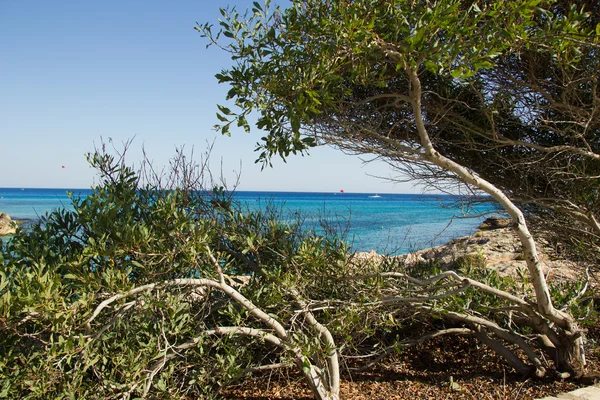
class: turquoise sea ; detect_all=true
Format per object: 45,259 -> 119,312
0,188 -> 497,254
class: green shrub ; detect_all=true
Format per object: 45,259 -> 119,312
0,147 -> 348,399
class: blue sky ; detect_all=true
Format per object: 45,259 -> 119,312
0,0 -> 416,193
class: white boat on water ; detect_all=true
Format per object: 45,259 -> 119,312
368,194 -> 381,198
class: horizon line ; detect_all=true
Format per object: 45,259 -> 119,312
0,186 -> 485,197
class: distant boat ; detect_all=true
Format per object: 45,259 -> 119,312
369,194 -> 381,198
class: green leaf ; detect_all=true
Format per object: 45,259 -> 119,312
217,105 -> 234,115
473,61 -> 493,70
290,115 -> 300,132
424,60 -> 438,73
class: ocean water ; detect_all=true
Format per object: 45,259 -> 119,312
0,188 -> 496,254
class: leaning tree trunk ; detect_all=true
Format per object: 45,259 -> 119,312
407,68 -> 585,378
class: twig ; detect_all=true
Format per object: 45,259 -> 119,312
345,327 -> 472,371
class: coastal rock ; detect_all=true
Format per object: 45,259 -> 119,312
478,217 -> 512,230
355,218 -> 581,282
397,220 -> 579,281
0,212 -> 17,236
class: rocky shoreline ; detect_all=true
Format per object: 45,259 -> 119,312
356,217 -> 582,282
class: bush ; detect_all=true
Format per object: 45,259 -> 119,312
0,147 -> 348,399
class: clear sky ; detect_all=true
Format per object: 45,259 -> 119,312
0,0 -> 416,193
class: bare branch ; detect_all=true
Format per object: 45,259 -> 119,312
345,327 -> 472,372
86,276 -> 289,340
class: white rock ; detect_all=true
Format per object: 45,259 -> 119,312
0,212 -> 17,236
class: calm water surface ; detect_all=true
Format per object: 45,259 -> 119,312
0,188 -> 496,254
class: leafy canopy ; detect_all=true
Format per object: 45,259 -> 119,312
200,0 -> 598,166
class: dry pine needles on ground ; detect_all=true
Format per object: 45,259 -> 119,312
221,326 -> 600,400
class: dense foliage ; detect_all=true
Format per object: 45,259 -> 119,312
0,148 -> 351,399
1,148 -> 597,399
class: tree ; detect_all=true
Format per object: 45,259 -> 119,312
200,0 -> 599,379
407,0 -> 600,263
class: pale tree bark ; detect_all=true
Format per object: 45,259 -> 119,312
407,67 -> 585,378
86,250 -> 341,400
293,290 -> 340,400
